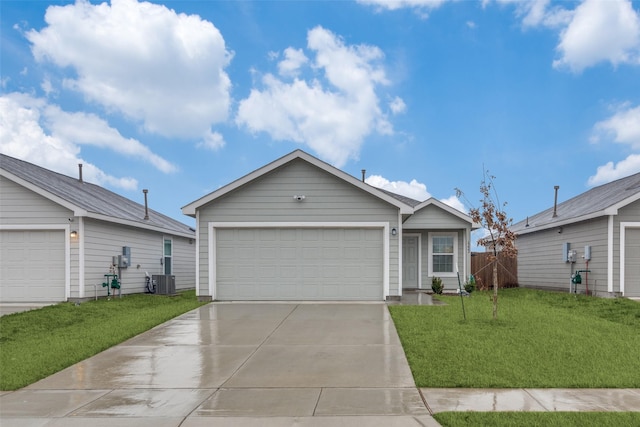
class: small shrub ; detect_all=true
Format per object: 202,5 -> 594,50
431,276 -> 444,294
464,275 -> 476,293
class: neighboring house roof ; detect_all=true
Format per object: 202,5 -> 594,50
0,154 -> 194,238
512,172 -> 640,235
182,149 -> 415,216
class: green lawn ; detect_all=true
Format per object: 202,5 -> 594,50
388,288 -> 640,388
0,291 -> 207,390
433,411 -> 640,427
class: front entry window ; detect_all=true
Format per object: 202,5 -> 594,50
429,233 -> 456,277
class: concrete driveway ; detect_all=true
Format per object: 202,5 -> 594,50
1,303 -> 439,426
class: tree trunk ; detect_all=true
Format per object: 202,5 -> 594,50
492,259 -> 498,320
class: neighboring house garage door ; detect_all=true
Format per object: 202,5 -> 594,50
215,227 -> 383,300
624,227 -> 640,297
0,230 -> 66,302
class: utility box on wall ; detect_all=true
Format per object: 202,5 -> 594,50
563,242 -> 570,262
122,246 -> 131,267
153,274 -> 175,295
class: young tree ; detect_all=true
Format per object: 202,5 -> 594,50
456,170 -> 517,320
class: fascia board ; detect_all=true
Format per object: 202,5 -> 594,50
0,169 -> 88,216
86,212 -> 195,238
515,210 -> 607,236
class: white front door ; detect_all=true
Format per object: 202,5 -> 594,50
403,235 -> 419,289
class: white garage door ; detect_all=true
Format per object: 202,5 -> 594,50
0,230 -> 66,302
624,228 -> 640,297
215,227 -> 383,300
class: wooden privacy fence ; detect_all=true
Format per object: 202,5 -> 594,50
471,252 -> 518,290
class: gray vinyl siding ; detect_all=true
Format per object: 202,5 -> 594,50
82,219 -> 195,298
196,159 -> 400,297
404,204 -> 469,229
517,217 -> 609,295
0,176 -> 73,225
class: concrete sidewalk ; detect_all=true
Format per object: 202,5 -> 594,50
421,388 -> 640,413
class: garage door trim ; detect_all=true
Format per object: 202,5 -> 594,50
620,221 -> 640,296
208,222 -> 389,300
0,224 -> 71,301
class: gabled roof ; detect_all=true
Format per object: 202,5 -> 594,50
414,197 -> 480,229
512,172 -> 640,235
0,154 -> 194,238
182,149 -> 415,216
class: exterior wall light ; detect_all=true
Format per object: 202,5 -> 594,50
391,227 -> 397,236
70,230 -> 78,238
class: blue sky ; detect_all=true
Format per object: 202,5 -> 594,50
2,0 -> 639,243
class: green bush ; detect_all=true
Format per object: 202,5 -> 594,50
464,275 -> 476,293
431,276 -> 444,294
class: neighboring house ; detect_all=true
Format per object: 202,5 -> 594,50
182,149 -> 478,301
511,173 -> 640,297
0,154 -> 196,303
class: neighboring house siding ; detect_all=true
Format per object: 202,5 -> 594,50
0,177 -> 73,225
517,217 -> 609,295
196,159 -> 400,296
82,219 -> 195,297
172,235 -> 196,291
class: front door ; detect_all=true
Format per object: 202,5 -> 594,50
403,235 -> 419,289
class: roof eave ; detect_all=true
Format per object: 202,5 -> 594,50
86,212 -> 195,238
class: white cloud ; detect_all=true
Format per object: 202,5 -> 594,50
365,174 -> 430,201
553,0 -> 640,72
389,96 -> 407,115
278,48 -> 308,77
588,154 -> 640,186
588,103 -> 640,185
357,0 -> 450,16
236,26 -> 395,168
26,0 -> 232,143
0,93 -> 177,189
592,104 -> 640,149
440,194 -> 467,213
198,130 -> 226,150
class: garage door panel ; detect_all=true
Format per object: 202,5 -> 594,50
624,228 -> 640,297
215,227 -> 383,301
0,230 -> 65,303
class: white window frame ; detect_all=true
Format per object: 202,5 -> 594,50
428,232 -> 457,278
163,237 -> 173,275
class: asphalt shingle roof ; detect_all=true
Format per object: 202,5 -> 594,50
1,154 -> 193,236
511,172 -> 640,234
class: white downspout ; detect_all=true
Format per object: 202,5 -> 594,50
78,217 -> 85,298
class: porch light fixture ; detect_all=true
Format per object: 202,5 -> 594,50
391,227 -> 397,236
70,230 -> 78,238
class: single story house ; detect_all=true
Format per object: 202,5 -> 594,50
511,172 -> 640,297
182,149 -> 478,301
0,154 -> 196,303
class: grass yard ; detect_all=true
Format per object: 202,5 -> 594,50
388,288 -> 640,388
0,291 -> 207,390
433,411 -> 640,427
